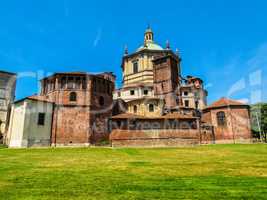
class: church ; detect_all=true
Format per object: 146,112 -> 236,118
7,72 -> 115,147
110,27 -> 252,147
6,27 -> 252,148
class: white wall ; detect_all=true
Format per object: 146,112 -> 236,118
7,102 -> 26,147
7,99 -> 53,148
113,86 -> 154,102
23,100 -> 53,147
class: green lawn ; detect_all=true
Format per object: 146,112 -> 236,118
0,145 -> 267,200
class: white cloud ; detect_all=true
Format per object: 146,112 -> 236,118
93,28 -> 102,47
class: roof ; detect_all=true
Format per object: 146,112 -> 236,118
0,70 -> 16,76
137,42 -> 163,52
41,72 -> 88,80
28,95 -> 54,103
40,71 -> 115,82
112,113 -> 145,119
111,112 -> 197,120
204,98 -> 248,110
14,95 -> 54,104
127,97 -> 162,103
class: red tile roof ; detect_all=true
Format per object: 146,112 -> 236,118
204,97 -> 248,110
14,95 -> 54,104
28,95 -> 54,103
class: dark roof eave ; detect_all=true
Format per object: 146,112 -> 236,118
14,97 -> 54,104
123,49 -> 173,59
0,70 -> 17,76
203,104 -> 250,111
40,72 -> 89,81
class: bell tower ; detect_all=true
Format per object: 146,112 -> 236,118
144,26 -> 154,44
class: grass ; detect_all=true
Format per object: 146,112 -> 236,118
0,144 -> 267,200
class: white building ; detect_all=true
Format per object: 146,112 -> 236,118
6,96 -> 53,148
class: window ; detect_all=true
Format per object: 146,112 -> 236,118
82,77 -> 87,89
117,121 -> 121,128
0,100 -> 6,107
130,90 -> 135,95
134,105 -> 138,113
118,92 -> 121,97
184,100 -> 189,107
184,91 -> 188,96
143,90 -> 148,95
0,89 -> 6,98
99,96 -> 105,106
149,104 -> 154,112
195,101 -> 199,109
75,77 -> 81,89
67,77 -> 74,89
217,111 -> 226,126
69,92 -> 77,102
37,113 -> 45,126
61,77 -> 66,89
133,62 -> 138,73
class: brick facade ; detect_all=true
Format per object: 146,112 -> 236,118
110,129 -> 200,147
153,54 -> 181,109
110,113 -> 200,147
40,72 -> 115,146
202,98 -> 252,143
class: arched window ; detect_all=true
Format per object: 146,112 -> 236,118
217,111 -> 226,126
99,96 -> 105,106
149,104 -> 154,112
134,105 -> 138,113
69,92 -> 77,102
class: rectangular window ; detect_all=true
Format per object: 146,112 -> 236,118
61,77 -> 66,89
0,89 -> 6,98
75,77 -> 81,89
143,90 -> 148,95
82,77 -> 87,89
38,113 -> 45,126
0,99 -> 6,108
195,101 -> 199,109
133,62 -> 138,73
184,100 -> 189,107
149,104 -> 154,112
184,91 -> 188,96
130,90 -> 135,95
67,77 -> 74,89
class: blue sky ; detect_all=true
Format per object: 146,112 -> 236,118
0,0 -> 266,104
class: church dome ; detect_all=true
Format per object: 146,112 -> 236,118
137,42 -> 163,51
136,26 -> 164,52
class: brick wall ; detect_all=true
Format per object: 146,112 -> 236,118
42,73 -> 114,146
110,129 -> 200,147
51,106 -> 91,146
153,55 -> 180,109
202,106 -> 252,143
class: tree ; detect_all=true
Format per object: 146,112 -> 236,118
250,103 -> 267,142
